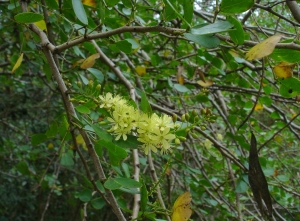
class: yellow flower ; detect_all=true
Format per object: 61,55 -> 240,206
138,134 -> 158,155
99,93 -> 178,155
99,93 -> 114,109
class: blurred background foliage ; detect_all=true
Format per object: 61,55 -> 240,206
1,0 -> 300,220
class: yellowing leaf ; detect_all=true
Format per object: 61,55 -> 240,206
12,53 -> 23,73
245,35 -> 281,61
171,192 -> 192,221
273,61 -> 295,79
76,134 -> 87,150
34,20 -> 47,31
273,169 -> 279,177
24,31 -> 31,41
72,58 -> 85,68
82,0 -> 96,7
274,135 -> 283,143
177,76 -> 184,85
254,103 -> 264,111
290,108 -> 297,119
177,65 -> 185,85
80,53 -> 100,69
135,65 -> 146,76
197,79 -> 213,87
48,143 -> 54,149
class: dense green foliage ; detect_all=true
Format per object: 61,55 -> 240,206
1,0 -> 300,220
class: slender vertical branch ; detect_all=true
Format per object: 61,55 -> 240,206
91,40 -> 141,220
43,48 -> 126,221
148,153 -> 171,221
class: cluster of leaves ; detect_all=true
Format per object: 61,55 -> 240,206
1,0 -> 300,221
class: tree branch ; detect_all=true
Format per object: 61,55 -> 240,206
54,26 -> 185,53
286,0 -> 300,24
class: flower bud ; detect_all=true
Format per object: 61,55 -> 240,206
181,114 -> 186,121
185,113 -> 190,121
96,84 -> 101,91
88,80 -> 93,89
172,114 -> 178,122
191,132 -> 198,139
175,138 -> 181,145
192,110 -> 197,117
178,136 -> 186,141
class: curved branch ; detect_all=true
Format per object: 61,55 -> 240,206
55,26 -> 185,53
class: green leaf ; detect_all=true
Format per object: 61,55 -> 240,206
122,0 -> 132,8
277,175 -> 290,182
163,0 -> 178,21
87,68 -> 104,83
31,133 -> 48,146
45,122 -> 58,138
101,140 -> 127,158
140,91 -> 152,114
235,179 -> 248,193
96,180 -> 105,192
227,16 -> 244,45
115,40 -> 132,54
94,141 -> 103,157
279,77 -> 300,98
121,162 -> 130,178
104,178 -> 122,190
92,125 -> 113,141
184,33 -> 220,48
75,105 -> 91,114
119,187 -> 140,194
259,96 -> 272,106
91,198 -> 106,210
72,0 -> 88,25
45,0 -> 59,9
174,84 -> 191,93
270,48 -> 300,63
99,140 -> 127,165
78,189 -> 92,202
191,21 -> 234,35
14,12 -> 44,23
106,0 -> 120,7
140,179 -> 148,212
113,135 -> 141,149
220,0 -> 254,14
182,0 -> 194,28
126,38 -> 140,50
60,150 -> 74,166
16,161 -> 31,175
113,178 -> 142,188
59,115 -> 69,137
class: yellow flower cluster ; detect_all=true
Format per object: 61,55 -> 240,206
99,93 -> 176,155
